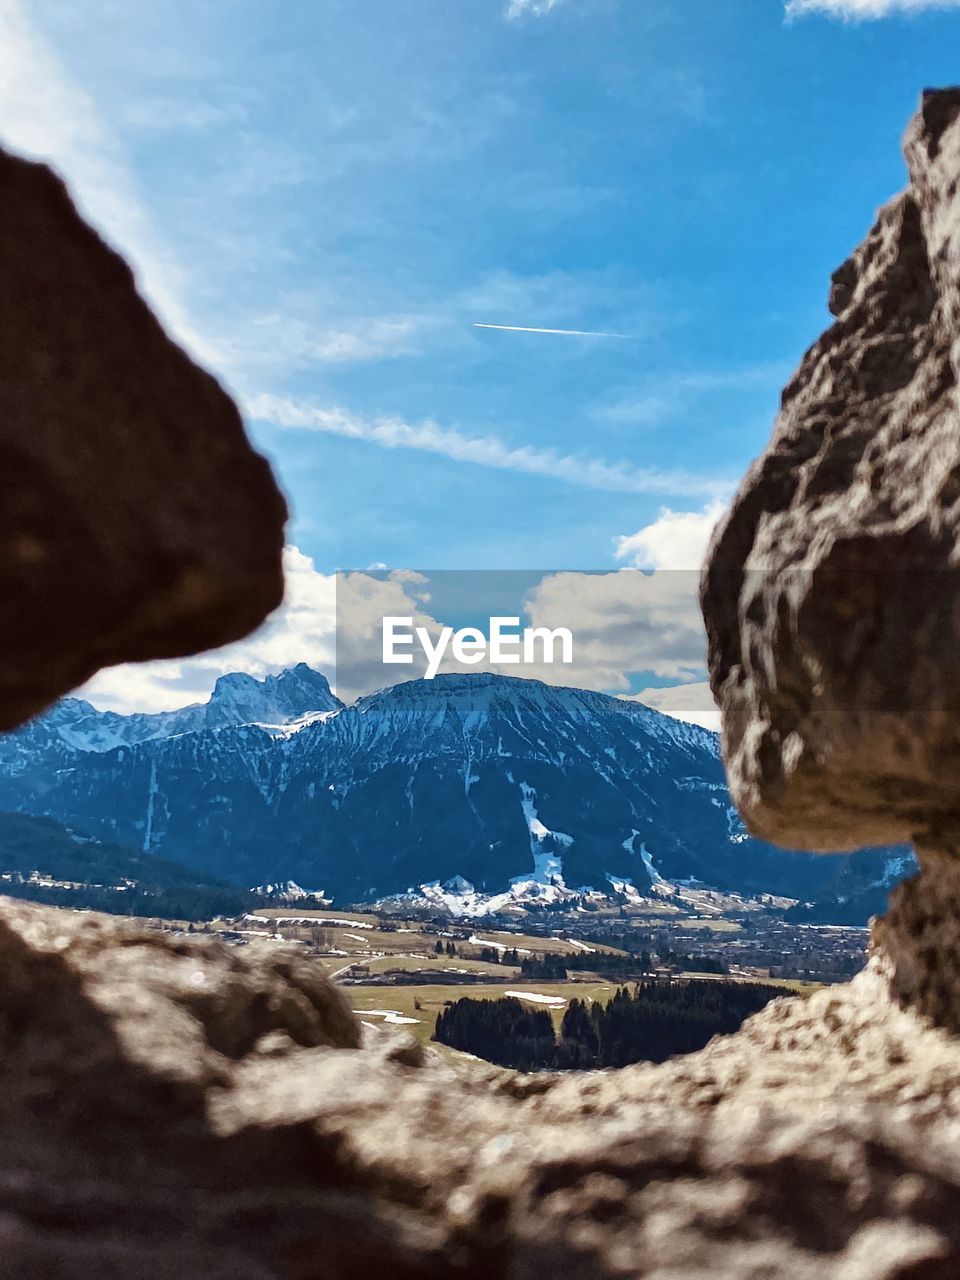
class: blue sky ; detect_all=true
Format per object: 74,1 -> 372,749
3,0 -> 959,709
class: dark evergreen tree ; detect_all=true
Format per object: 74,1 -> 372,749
434,982 -> 794,1072
560,997 -> 599,1059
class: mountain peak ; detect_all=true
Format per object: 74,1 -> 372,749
205,665 -> 340,727
211,671 -> 261,695
1,661 -> 902,918
20,665 -> 342,755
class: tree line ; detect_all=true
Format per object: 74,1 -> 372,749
433,979 -> 792,1071
6,875 -> 251,922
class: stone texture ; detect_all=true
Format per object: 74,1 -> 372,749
700,87 -> 960,855
3,898 -> 960,1279
7,92 -> 960,1280
0,146 -> 287,730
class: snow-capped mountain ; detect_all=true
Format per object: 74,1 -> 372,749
0,667 -> 905,909
0,663 -> 341,765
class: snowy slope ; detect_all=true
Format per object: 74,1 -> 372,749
0,667 -> 903,907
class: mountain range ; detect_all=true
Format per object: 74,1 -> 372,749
0,664 -> 912,917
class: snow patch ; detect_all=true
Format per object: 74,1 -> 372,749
354,1008 -> 421,1026
565,938 -> 596,953
253,879 -> 329,902
503,991 -> 566,1007
468,934 -> 532,955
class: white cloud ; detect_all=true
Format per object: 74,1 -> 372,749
786,0 -> 960,17
83,562 -> 715,714
615,501 -> 727,570
81,547 -> 337,714
507,0 -> 565,17
248,393 -> 730,499
625,682 -> 721,733
333,571 -> 445,702
333,568 -> 709,699
0,0 -> 222,369
522,570 -> 708,688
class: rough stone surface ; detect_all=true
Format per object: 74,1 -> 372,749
701,87 -> 960,855
0,146 -> 287,729
3,898 -> 960,1279
7,94 -> 960,1280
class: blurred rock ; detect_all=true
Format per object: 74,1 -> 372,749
0,147 -> 286,729
3,899 -> 960,1278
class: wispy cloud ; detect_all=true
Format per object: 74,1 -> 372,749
118,95 -> 248,134
247,393 -> 731,499
786,0 -> 960,17
240,311 -> 424,370
461,268 -> 655,338
506,0 -> 565,17
595,361 -> 789,429
473,322 -> 634,339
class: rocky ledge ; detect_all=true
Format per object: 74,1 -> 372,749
1,898 -> 960,1278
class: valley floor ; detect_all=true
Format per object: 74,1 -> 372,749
173,902 -> 867,1057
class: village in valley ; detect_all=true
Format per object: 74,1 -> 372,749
176,894 -> 869,1052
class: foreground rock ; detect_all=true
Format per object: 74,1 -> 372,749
701,87 -> 960,857
700,87 -> 960,1034
0,147 -> 286,729
7,90 -> 960,1280
2,898 -> 960,1279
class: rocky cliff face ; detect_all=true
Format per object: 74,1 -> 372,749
701,88 -> 960,858
11,663 -> 341,758
700,87 -> 960,1038
4,93 -> 960,1279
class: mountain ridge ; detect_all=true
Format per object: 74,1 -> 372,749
8,663 -> 341,760
0,666 -> 912,913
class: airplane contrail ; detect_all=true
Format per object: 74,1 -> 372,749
473,322 -> 634,339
